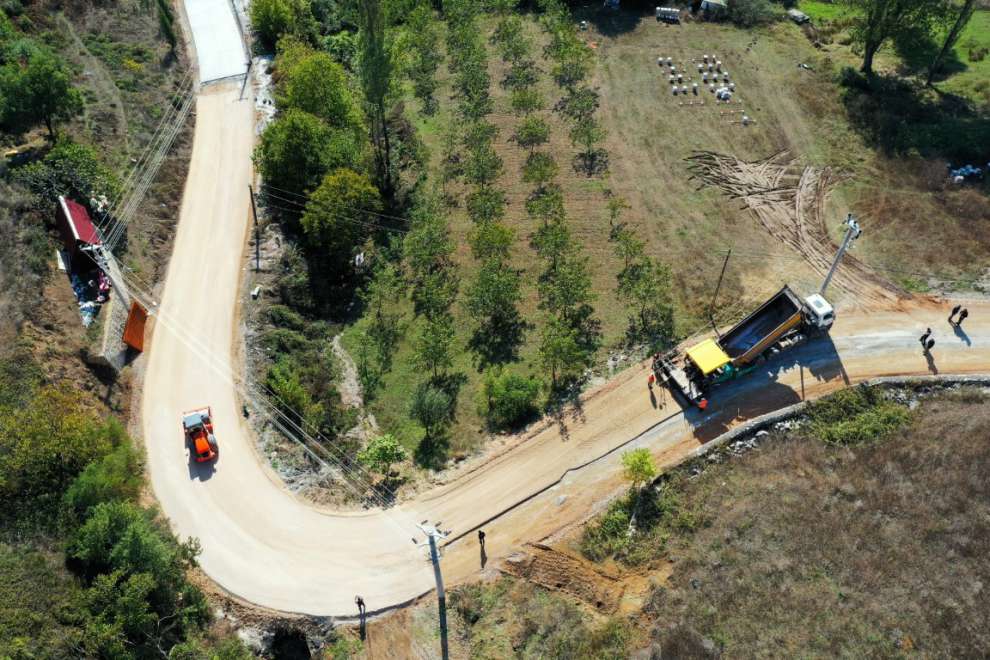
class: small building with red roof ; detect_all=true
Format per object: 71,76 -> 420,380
56,195 -> 102,263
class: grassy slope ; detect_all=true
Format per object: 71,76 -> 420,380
633,391 -> 990,656
942,9 -> 990,107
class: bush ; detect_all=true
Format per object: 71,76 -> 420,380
63,441 -> 143,520
250,0 -> 312,50
261,327 -> 311,358
727,0 -> 777,27
806,385 -> 910,446
267,304 -> 307,332
479,370 -> 541,430
275,38 -> 362,131
0,387 -> 126,517
14,139 -> 119,205
67,501 -> 210,656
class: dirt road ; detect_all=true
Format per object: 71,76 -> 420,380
141,84 -> 990,617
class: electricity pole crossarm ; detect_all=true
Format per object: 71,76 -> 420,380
821,213 -> 862,297
415,521 -> 450,660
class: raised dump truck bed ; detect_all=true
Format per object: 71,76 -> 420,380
719,286 -> 804,366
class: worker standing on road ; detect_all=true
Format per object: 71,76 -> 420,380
478,530 -> 486,548
949,304 -> 962,324
355,595 -> 365,615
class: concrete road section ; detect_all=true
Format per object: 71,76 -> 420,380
183,0 -> 247,83
142,79 -> 990,619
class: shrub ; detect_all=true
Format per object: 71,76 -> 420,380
357,433 -> 407,478
261,327 -> 311,358
67,501 -> 210,656
14,139 -> 119,205
250,0 -> 312,49
63,441 -> 143,519
806,385 -> 910,446
0,387 -> 124,514
267,304 -> 307,332
727,0 -> 777,27
479,369 -> 541,430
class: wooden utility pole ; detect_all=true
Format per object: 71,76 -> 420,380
709,248 -> 731,338
248,185 -> 260,272
821,214 -> 862,297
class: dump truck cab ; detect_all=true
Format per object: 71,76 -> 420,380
182,407 -> 218,463
802,293 -> 834,331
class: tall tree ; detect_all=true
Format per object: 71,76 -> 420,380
300,168 -> 381,261
926,0 -> 978,85
0,45 -> 82,138
847,0 -> 942,76
357,0 -> 396,196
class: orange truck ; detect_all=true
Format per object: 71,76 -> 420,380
182,407 -> 218,462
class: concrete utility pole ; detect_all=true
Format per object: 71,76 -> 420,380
821,213 -> 862,296
416,521 -> 450,660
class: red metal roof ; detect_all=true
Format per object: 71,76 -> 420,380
59,196 -> 101,246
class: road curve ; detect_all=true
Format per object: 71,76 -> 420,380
141,83 -> 990,616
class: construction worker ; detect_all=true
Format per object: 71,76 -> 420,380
919,328 -> 932,347
949,304 -> 962,324
355,595 -> 365,615
478,529 -> 486,547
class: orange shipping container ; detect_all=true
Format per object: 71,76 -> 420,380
123,301 -> 148,352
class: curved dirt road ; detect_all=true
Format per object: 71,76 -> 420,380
142,84 -> 990,616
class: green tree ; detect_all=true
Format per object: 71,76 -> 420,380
847,0 -> 942,75
612,227 -> 675,349
469,221 -> 514,261
404,201 -> 459,318
569,115 -> 606,174
466,187 -> 507,225
621,447 -> 656,490
409,383 -> 451,437
479,368 -> 541,430
510,88 -> 544,116
14,139 -> 120,204
360,261 -> 405,375
465,256 -> 524,365
414,313 -> 455,379
0,387 -> 122,510
555,86 -> 599,122
276,39 -> 362,130
300,168 -> 382,259
927,0 -> 978,85
514,115 -> 550,151
522,151 -> 558,189
68,501 -> 209,655
463,143 -> 503,188
621,447 -> 656,531
255,108 -> 362,196
538,316 -> 587,387
405,4 -> 443,114
0,44 -> 82,138
63,442 -> 143,520
250,0 -> 315,49
357,433 -> 407,478
357,0 -> 397,195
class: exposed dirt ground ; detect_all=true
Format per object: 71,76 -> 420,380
686,150 -> 904,305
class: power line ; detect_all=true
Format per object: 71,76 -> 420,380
257,182 -> 415,226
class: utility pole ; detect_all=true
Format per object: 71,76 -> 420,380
416,521 -> 449,660
248,185 -> 260,272
709,249 -> 732,338
820,213 -> 862,296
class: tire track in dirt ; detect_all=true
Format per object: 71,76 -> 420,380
685,150 -> 905,305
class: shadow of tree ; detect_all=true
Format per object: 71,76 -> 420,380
468,314 -> 530,370
840,68 -> 990,162
893,24 -> 968,79
574,5 -> 646,38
